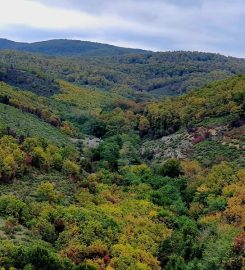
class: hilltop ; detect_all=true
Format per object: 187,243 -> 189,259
0,38 -> 147,57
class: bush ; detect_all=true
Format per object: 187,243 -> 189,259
35,182 -> 60,203
15,244 -> 65,270
62,159 -> 80,177
158,159 -> 182,178
0,195 -> 30,223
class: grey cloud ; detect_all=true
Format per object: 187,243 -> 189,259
2,0 -> 245,57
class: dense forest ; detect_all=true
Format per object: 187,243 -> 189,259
0,42 -> 244,270
1,46 -> 245,97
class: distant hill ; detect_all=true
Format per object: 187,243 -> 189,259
1,49 -> 245,97
0,38 -> 148,57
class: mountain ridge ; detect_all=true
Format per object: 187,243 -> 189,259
0,38 -> 149,57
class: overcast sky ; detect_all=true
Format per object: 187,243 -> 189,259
0,0 -> 245,57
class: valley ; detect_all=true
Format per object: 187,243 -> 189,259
0,39 -> 244,270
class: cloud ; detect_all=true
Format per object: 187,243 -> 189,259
0,0 -> 245,57
0,0 -> 123,30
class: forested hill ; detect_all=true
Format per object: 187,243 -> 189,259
1,48 -> 245,97
0,38 -> 148,57
0,70 -> 244,269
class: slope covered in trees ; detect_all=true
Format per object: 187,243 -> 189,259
145,74 -> 245,137
0,38 -> 147,57
0,47 -> 244,269
1,49 -> 245,97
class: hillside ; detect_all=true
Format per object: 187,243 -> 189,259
1,49 -> 245,97
145,74 -> 245,137
142,75 -> 245,167
0,103 -> 70,145
0,38 -> 147,57
2,0 -> 245,267
85,51 -> 245,95
0,63 -> 244,269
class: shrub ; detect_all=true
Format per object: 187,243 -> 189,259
62,159 -> 80,177
158,159 -> 182,178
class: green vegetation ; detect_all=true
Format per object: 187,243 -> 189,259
0,129 -> 243,269
145,74 -> 245,137
1,50 -> 245,98
193,140 -> 245,167
0,104 -> 70,145
0,47 -> 244,269
0,38 -> 147,57
54,81 -> 115,112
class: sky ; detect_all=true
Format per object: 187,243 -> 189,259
0,0 -> 245,57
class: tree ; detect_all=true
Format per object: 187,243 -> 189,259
62,159 -> 80,177
159,159 -> 182,178
138,116 -> 150,136
35,181 -> 60,203
96,139 -> 120,170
